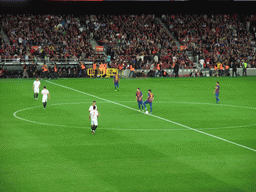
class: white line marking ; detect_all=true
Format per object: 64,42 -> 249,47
153,101 -> 256,110
13,102 -> 189,131
13,102 -> 256,131
13,103 -> 90,129
198,124 -> 256,130
118,100 -> 256,110
45,80 -> 256,153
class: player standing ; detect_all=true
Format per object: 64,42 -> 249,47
89,106 -> 100,134
41,86 -> 50,109
113,74 -> 120,91
88,101 -> 97,113
32,78 -> 41,100
136,88 -> 143,111
143,89 -> 154,114
213,81 -> 220,103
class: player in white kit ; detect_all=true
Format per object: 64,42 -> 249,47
88,101 -> 97,112
41,86 -> 50,109
89,106 -> 100,134
32,78 -> 41,100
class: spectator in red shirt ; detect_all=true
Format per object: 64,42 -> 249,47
0,68 -> 4,78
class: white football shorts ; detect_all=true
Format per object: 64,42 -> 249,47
34,88 -> 39,93
91,119 -> 98,126
42,96 -> 48,103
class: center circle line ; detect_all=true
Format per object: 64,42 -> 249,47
13,101 -> 256,131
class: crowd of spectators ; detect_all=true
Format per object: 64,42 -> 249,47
0,34 -> 3,47
80,14 -> 195,70
1,13 -> 256,77
0,14 -> 104,63
161,14 -> 256,68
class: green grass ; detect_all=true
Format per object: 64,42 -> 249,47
0,76 -> 256,192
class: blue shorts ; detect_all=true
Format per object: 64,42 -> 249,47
114,82 -> 119,86
137,100 -> 143,105
144,100 -> 152,105
215,93 -> 219,97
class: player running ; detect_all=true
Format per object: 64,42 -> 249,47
136,88 -> 143,111
144,89 -> 154,114
89,106 -> 100,134
113,74 -> 120,91
41,86 -> 50,109
32,78 -> 41,100
213,81 -> 220,103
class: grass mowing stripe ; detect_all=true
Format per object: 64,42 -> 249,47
46,80 -> 256,153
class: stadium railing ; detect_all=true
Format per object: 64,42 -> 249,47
0,58 -> 106,66
0,58 -> 106,72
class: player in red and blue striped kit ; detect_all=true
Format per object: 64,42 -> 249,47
136,88 -> 143,111
144,89 -> 154,114
213,81 -> 220,103
113,74 -> 120,91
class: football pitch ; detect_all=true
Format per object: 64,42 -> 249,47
1,76 -> 256,192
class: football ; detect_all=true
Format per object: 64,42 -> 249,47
145,111 -> 149,114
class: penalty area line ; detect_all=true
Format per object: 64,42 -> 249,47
45,80 -> 256,153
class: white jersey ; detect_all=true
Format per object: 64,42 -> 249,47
33,80 -> 41,89
90,109 -> 98,121
90,109 -> 98,126
89,105 -> 97,112
41,89 -> 49,102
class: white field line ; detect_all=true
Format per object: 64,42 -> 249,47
13,101 -> 255,131
117,100 -> 256,110
13,103 -> 91,129
153,101 -> 256,110
13,103 -> 190,131
42,80 -> 256,153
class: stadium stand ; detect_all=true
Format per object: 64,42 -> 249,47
80,14 -> 196,70
0,13 -> 256,78
1,14 -> 104,63
161,14 -> 256,69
